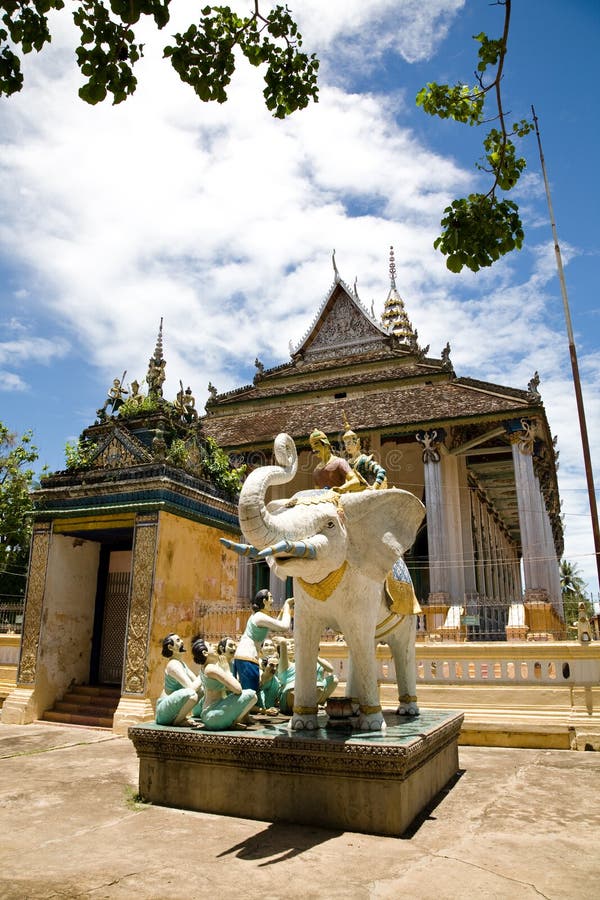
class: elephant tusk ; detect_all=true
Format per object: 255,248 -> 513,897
257,539 -> 317,559
219,538 -> 259,558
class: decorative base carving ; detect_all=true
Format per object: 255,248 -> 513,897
423,595 -> 450,639
505,626 -> 529,642
130,709 -> 463,837
113,696 -> 155,736
524,591 -> 562,640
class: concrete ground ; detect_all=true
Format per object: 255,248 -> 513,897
0,723 -> 598,900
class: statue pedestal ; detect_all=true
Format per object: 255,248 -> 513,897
129,709 -> 463,837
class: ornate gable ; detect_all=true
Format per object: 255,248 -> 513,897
89,425 -> 154,470
294,281 -> 390,362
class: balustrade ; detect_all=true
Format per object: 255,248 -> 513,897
320,641 -> 600,690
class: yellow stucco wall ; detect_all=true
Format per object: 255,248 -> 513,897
35,534 -> 100,712
146,511 -> 239,701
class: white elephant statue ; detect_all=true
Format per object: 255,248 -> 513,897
221,433 -> 425,732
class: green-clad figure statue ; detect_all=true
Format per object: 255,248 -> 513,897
342,413 -> 387,489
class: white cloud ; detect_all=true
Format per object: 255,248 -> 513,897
0,371 -> 27,392
0,12 -> 473,399
0,336 -> 69,367
294,0 -> 466,65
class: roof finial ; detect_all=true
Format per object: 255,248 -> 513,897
332,249 -> 339,280
389,245 -> 397,289
154,317 -> 164,358
147,318 -> 166,398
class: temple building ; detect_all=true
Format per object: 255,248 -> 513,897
202,249 -> 564,640
1,323 -> 243,732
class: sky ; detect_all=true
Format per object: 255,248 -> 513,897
0,0 -> 598,596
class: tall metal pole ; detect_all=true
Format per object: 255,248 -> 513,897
532,106 -> 600,589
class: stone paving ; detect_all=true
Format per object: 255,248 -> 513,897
0,722 -> 599,899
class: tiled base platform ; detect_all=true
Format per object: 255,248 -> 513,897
129,709 -> 463,836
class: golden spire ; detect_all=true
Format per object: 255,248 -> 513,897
146,318 -> 166,398
380,246 -> 418,346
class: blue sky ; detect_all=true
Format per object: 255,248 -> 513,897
1,0 -> 599,594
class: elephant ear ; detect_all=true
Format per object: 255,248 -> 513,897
341,488 -> 425,575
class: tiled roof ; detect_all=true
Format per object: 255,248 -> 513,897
202,380 -> 535,448
211,360 -> 448,405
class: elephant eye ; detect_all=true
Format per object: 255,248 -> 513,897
326,520 -> 336,529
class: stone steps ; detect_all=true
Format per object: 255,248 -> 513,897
39,685 -> 121,730
42,710 -> 115,729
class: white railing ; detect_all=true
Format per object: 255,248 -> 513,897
320,641 -> 600,689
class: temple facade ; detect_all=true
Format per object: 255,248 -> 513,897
1,324 -> 244,732
202,251 -> 564,640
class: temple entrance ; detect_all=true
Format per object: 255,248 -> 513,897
90,547 -> 132,686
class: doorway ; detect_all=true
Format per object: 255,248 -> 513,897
91,548 -> 132,686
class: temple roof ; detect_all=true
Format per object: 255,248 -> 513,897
203,378 -> 537,449
202,261 -> 543,449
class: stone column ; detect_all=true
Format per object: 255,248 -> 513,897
113,512 -> 158,734
505,532 -> 528,641
458,458 -> 477,596
510,550 -> 523,601
541,503 -> 562,614
509,423 -> 547,599
441,453 -> 466,605
492,518 -> 503,601
417,431 -> 448,608
482,506 -> 494,602
471,493 -> 486,597
529,469 -> 556,602
1,523 -> 51,724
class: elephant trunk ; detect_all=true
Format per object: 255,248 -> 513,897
238,432 -> 297,548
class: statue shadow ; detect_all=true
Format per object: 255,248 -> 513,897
217,821 -> 343,866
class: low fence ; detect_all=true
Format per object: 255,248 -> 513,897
320,640 -> 600,692
414,595 -> 589,643
193,604 -> 252,643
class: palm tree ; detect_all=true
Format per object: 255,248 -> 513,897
560,560 -> 591,626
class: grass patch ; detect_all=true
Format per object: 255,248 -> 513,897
124,784 -> 151,811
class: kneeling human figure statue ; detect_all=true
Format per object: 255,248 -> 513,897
155,633 -> 204,727
191,637 -> 257,730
